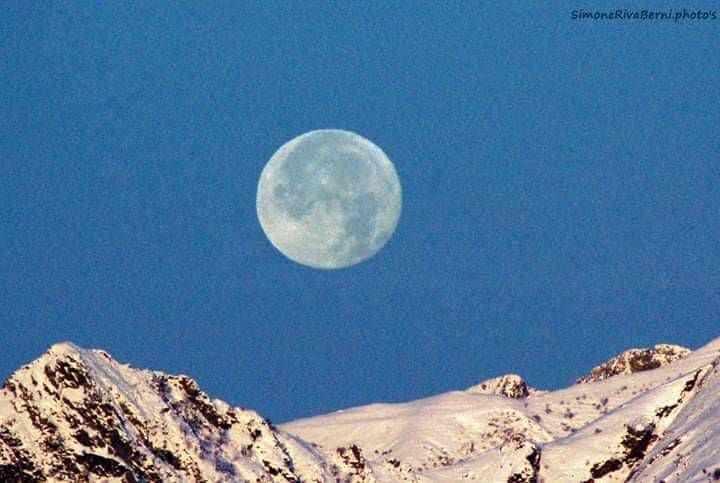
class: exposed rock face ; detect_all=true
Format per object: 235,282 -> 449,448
466,374 -> 531,398
505,439 -> 541,483
0,343 -> 374,482
576,344 -> 690,384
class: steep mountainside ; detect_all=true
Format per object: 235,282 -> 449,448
0,343 -> 374,482
1,338 -> 719,482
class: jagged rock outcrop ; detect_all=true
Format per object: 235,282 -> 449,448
466,374 -> 531,398
576,344 -> 690,384
0,343 -> 374,482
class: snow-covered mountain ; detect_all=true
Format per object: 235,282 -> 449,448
0,343 -> 373,482
2,337 -> 720,482
285,338 -> 720,482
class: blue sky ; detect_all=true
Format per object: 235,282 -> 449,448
1,2 -> 718,423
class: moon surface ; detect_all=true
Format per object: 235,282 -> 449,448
257,130 -> 402,269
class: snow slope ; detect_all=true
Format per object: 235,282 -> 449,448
283,337 -> 720,482
1,337 -> 719,482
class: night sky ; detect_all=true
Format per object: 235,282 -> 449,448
2,2 -> 718,423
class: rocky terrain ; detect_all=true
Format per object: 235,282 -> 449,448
465,374 -> 533,399
1,337 -> 719,482
0,343 -> 373,482
575,344 -> 690,384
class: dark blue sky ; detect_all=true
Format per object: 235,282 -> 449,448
2,2 -> 718,423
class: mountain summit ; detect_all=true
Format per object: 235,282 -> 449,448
0,343 -> 371,482
2,337 -> 720,482
576,344 -> 691,384
465,374 -> 533,398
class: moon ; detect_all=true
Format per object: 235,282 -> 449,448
257,129 -> 402,269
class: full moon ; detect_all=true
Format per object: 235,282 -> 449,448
257,129 -> 402,269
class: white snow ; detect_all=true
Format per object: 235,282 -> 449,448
283,336 -> 720,482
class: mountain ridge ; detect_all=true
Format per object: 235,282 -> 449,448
1,337 -> 719,482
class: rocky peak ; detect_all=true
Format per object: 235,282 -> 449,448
577,344 -> 691,384
0,344 -> 376,482
466,374 -> 531,398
